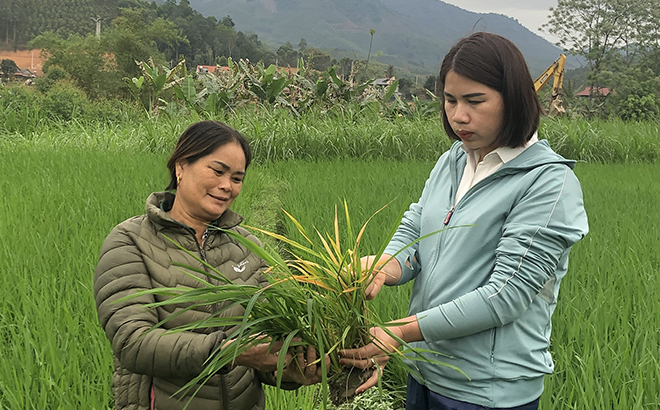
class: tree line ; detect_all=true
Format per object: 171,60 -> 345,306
0,0 -> 364,76
2,0 -> 399,100
3,0 -> 660,120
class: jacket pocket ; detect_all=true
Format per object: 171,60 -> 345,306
537,275 -> 556,304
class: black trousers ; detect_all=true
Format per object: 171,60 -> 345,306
405,375 -> 540,410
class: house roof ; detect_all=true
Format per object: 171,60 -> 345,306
196,65 -> 229,74
576,86 -> 612,97
14,68 -> 36,78
372,78 -> 392,86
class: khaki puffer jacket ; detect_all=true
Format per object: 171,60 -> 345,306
94,192 -> 289,410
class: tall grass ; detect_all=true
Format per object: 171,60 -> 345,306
1,105 -> 659,164
541,118 -> 660,163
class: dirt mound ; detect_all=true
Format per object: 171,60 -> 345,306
0,50 -> 44,75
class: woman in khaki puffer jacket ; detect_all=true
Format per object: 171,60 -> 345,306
94,121 -> 323,410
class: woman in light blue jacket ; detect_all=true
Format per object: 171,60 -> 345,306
340,32 -> 589,410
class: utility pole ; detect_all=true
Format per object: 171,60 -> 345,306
91,16 -> 102,39
365,28 -> 376,77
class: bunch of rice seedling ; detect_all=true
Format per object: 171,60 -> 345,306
134,202 -> 461,408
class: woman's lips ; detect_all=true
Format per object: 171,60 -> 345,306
456,131 -> 473,140
209,194 -> 229,202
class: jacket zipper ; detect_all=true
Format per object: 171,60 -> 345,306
444,164 -> 519,227
443,206 -> 455,225
198,229 -> 210,263
220,373 -> 229,410
490,328 -> 497,364
444,140 -> 566,229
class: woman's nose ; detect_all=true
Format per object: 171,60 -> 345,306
452,104 -> 469,123
218,175 -> 232,190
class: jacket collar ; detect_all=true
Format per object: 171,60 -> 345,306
460,132 -> 539,165
145,191 -> 244,232
451,138 -> 576,171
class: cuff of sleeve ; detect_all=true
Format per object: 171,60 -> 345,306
384,245 -> 416,284
211,331 -> 234,375
416,291 -> 501,342
257,371 -> 301,390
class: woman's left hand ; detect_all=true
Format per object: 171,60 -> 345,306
338,327 -> 400,394
278,345 -> 330,386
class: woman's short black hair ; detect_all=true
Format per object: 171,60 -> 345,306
437,32 -> 541,148
165,120 -> 252,190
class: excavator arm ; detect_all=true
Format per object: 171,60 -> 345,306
534,54 -> 566,116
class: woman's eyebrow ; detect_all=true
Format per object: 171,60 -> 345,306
211,161 -> 230,170
212,161 -> 246,175
444,91 -> 486,98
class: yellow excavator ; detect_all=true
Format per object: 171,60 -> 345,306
534,54 -> 566,116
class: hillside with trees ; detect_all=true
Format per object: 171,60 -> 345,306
2,0 -> 575,78
0,0 -> 135,46
183,0 -> 572,76
1,0 -> 275,70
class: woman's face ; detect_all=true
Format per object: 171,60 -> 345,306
175,142 -> 246,224
443,70 -> 505,161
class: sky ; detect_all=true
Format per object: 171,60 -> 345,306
442,0 -> 559,42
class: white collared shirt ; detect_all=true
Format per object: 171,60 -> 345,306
454,132 -> 539,205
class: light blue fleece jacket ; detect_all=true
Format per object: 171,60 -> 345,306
384,140 -> 588,408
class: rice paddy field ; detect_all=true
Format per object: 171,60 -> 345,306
0,114 -> 658,409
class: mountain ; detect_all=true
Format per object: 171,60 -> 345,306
187,0 -> 573,76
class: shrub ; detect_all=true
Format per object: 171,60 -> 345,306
0,59 -> 19,79
618,93 -> 659,122
0,84 -> 43,134
41,81 -> 90,121
35,65 -> 70,94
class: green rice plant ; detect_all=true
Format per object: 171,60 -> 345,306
1,132 -> 658,409
539,163 -> 660,409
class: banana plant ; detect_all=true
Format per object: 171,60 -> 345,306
124,58 -> 188,116
233,60 -> 291,105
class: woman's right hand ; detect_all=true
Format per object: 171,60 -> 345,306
233,341 -> 329,385
232,340 -> 292,372
362,254 -> 401,300
278,345 -> 330,386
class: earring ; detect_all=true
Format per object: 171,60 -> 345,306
176,175 -> 181,187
